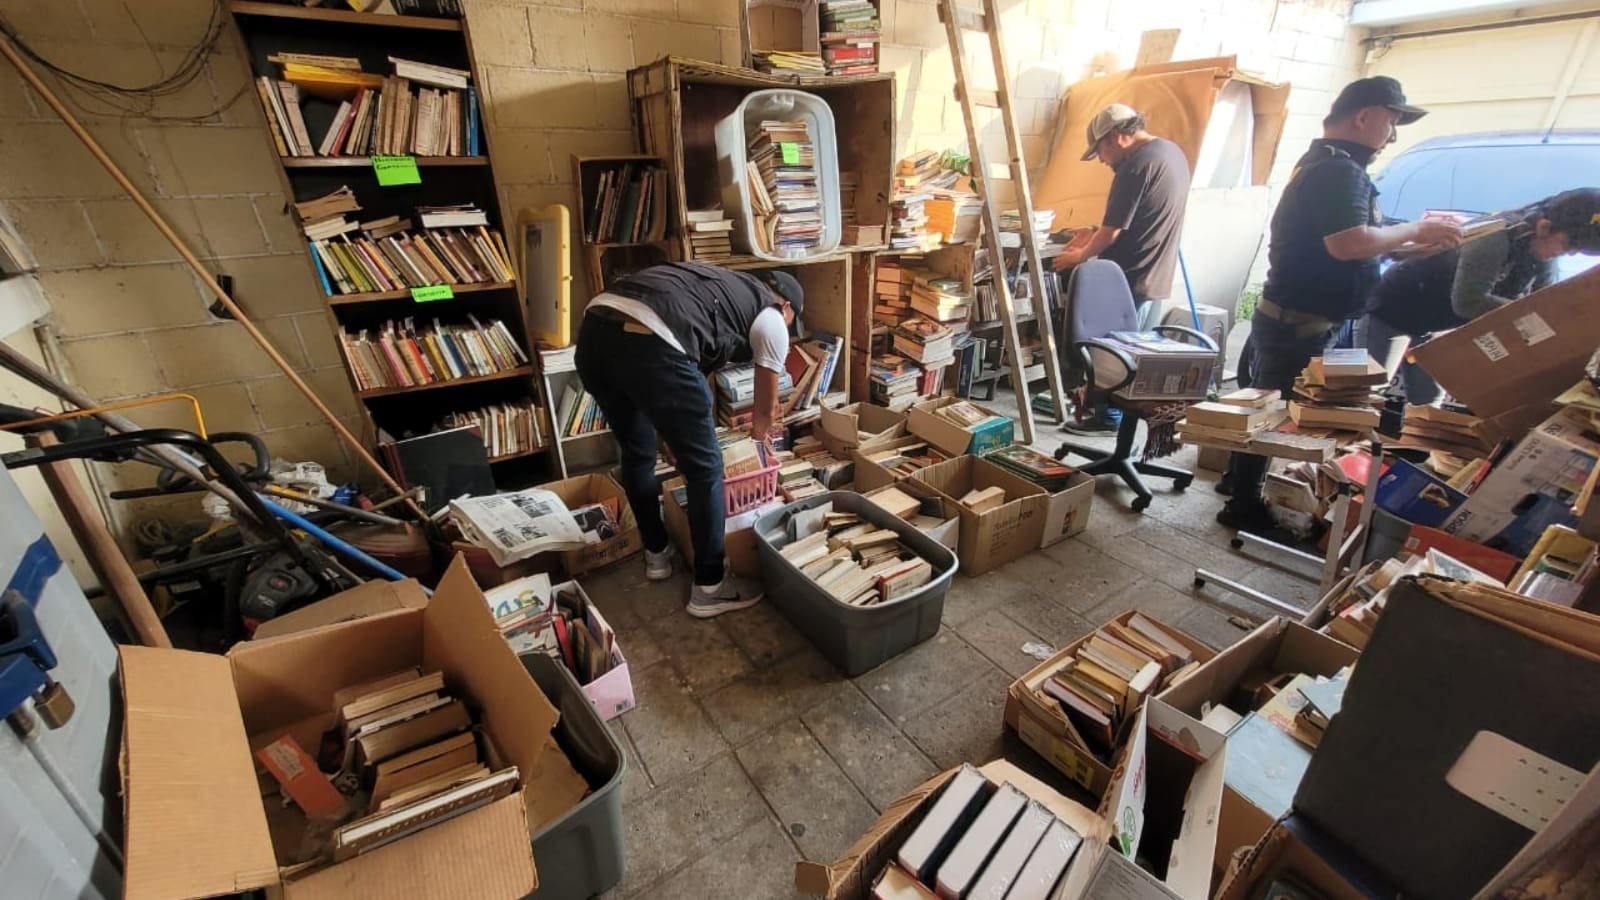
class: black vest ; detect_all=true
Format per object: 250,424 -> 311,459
605,262 -> 781,372
1263,140 -> 1382,321
1368,228 -> 1551,335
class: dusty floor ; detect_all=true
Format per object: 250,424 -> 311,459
584,414 -> 1324,899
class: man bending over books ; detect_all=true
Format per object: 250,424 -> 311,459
575,262 -> 803,618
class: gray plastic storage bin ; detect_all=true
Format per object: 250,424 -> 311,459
520,652 -> 626,900
755,491 -> 958,676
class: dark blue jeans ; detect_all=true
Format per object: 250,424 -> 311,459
575,315 -> 726,585
1226,311 -> 1336,503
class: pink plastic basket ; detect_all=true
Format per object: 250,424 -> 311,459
725,443 -> 781,516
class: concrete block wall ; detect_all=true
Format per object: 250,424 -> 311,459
0,0 -> 363,531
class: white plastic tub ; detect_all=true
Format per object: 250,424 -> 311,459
715,88 -> 842,261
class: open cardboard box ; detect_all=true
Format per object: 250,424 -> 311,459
548,579 -> 636,720
541,473 -> 644,576
1037,468 -> 1096,549
662,474 -> 766,577
908,396 -> 1015,457
818,401 -> 909,461
1212,814 -> 1401,900
1156,617 -> 1359,875
1006,611 -> 1215,797
850,435 -> 950,494
120,557 -> 579,900
912,454 -> 1049,575
862,479 -> 960,551
252,578 -> 428,640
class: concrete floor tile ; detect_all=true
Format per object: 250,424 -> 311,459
1085,576 -> 1208,625
1130,520 -> 1256,580
801,686 -> 938,811
1036,538 -> 1145,612
643,814 -> 802,900
899,666 -> 1012,769
997,594 -> 1097,649
612,752 -> 768,895
992,547 -> 1071,590
718,599 -> 811,669
649,607 -> 755,693
1174,603 -> 1257,651
1236,564 -> 1324,614
616,725 -> 655,807
623,624 -> 667,672
583,564 -> 649,632
736,719 -> 881,862
700,648 -> 850,746
1083,482 -> 1147,537
953,609 -> 1052,678
620,661 -> 728,785
1080,525 -> 1211,594
628,572 -> 690,623
941,570 -> 1030,627
852,629 -> 995,723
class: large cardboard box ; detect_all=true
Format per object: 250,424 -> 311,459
1412,266 -> 1600,441
543,473 -> 644,576
251,578 -> 429,640
907,396 -> 1015,457
818,402 -> 908,460
912,455 -> 1048,574
1039,469 -> 1095,548
862,479 -> 959,551
1213,815 -> 1399,900
662,475 -> 768,577
120,557 -> 559,899
1441,406 -> 1600,557
1157,618 -> 1360,875
1005,611 -> 1216,797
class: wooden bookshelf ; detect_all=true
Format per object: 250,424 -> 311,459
573,154 -> 672,297
228,5 -> 552,487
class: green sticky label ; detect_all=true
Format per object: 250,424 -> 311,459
780,142 -> 799,165
372,154 -> 421,186
410,283 -> 454,302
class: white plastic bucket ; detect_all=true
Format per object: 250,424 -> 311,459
714,88 -> 842,261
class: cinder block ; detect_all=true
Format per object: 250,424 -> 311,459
58,333 -> 164,399
119,381 -> 260,435
42,264 -> 210,337
0,0 -> 89,40
255,315 -> 310,371
294,312 -> 344,370
543,130 -> 635,181
145,322 -> 282,387
84,198 -> 194,265
249,369 -> 361,430
260,422 -> 347,473
0,201 -> 101,268
0,124 -> 124,198
467,3 -> 535,65
213,254 -> 323,315
209,48 -> 260,128
718,27 -> 743,66
489,129 -> 553,184
587,0 -> 675,19
677,0 -> 740,27
526,9 -> 590,70
892,0 -> 943,49
585,15 -> 638,72
591,75 -> 633,131
0,68 -> 36,119
1011,64 -> 1063,100
253,197 -> 304,254
631,20 -> 722,66
77,0 -> 218,48
500,184 -> 582,223
879,45 -> 922,80
485,67 -> 600,129
148,126 -> 281,196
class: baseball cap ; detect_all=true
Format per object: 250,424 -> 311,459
1081,104 -> 1142,161
1328,76 -> 1427,125
753,269 -> 805,332
1543,187 -> 1600,253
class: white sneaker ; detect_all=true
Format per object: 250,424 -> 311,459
644,544 -> 677,581
686,569 -> 763,619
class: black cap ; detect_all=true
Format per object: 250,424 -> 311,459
1328,76 -> 1427,125
1543,188 -> 1600,254
753,269 -> 804,332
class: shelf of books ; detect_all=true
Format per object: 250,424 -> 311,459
573,155 -> 672,297
229,3 -> 550,487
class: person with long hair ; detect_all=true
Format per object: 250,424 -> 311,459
1361,187 -> 1600,405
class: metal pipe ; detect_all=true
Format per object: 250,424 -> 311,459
257,497 -> 409,584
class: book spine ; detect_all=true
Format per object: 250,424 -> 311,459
308,242 -> 335,296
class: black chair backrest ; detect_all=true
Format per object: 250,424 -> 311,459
1065,259 -> 1140,343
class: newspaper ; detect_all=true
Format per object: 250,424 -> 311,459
448,488 -> 585,567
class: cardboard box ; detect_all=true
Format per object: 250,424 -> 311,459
251,578 -> 429,640
912,455 -> 1048,575
1442,406 -> 1600,557
1213,815 -> 1399,900
542,473 -> 644,576
817,402 -> 909,460
1039,470 -> 1096,548
907,396 -> 1015,457
1411,266 -> 1600,441
549,579 -> 636,720
1157,618 -> 1360,875
862,480 -> 959,551
850,435 -> 947,493
1196,445 -> 1230,473
662,475 -> 767,578
1090,333 -> 1216,402
793,760 -> 1112,900
120,557 -> 555,899
1005,611 -> 1216,797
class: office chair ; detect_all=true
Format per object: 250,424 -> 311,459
1053,260 -> 1218,512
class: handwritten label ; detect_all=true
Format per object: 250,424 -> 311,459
372,154 -> 421,186
411,284 -> 454,303
779,142 -> 799,165
1473,331 -> 1509,362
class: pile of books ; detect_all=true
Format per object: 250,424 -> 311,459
930,399 -> 1007,432
1027,614 -> 1197,758
860,441 -> 950,478
779,507 -> 934,606
873,257 -> 916,327
791,433 -> 853,486
746,119 -> 823,256
983,444 -> 1077,492
782,335 -> 847,421
751,49 -> 826,76
338,316 -> 528,392
439,399 -> 543,459
878,764 -> 1084,899
483,574 -> 620,685
257,54 -> 480,159
555,384 -> 607,437
819,0 -> 879,74
892,316 -> 955,369
889,190 -> 936,252
583,162 -> 665,245
714,363 -> 796,429
924,191 -> 982,244
910,271 -> 972,324
865,486 -> 950,533
685,209 -> 734,261
868,353 -> 924,410
720,435 -> 769,478
1290,351 -> 1386,433
778,457 -> 827,501
1178,387 -> 1286,449
1399,403 -> 1495,457
997,208 -> 1055,249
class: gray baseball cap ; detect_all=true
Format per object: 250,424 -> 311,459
1082,103 -> 1141,161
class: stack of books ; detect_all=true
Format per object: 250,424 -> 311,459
873,257 -> 916,327
555,384 -> 607,437
860,441 -> 950,478
983,445 -> 1076,492
910,271 -> 972,324
924,191 -> 982,244
256,54 -> 481,159
1289,352 -> 1386,433
889,190 -> 936,251
779,507 -> 935,606
752,50 -> 826,75
685,209 -> 734,261
997,208 -> 1056,248
1027,615 -> 1197,757
720,436 -> 768,478
338,316 -> 528,392
777,457 -> 826,501
483,575 -> 621,690
868,354 -> 924,410
819,0 -> 880,75
792,433 -> 854,486
583,162 -> 665,245
1177,388 -> 1286,449
1399,404 -> 1495,457
892,316 -> 955,369
746,120 -> 823,256
714,363 -> 795,428
295,189 -> 512,296
439,399 -> 543,459
782,335 -> 847,419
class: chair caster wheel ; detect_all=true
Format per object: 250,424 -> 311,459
1173,475 -> 1193,491
1193,577 -> 1206,589
1132,496 -> 1152,512
1230,537 -> 1244,550
1053,446 -> 1069,460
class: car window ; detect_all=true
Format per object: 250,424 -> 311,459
1372,149 -> 1453,222
1448,146 -> 1600,214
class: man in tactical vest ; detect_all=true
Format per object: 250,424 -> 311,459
576,262 -> 803,617
1218,77 -> 1464,534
